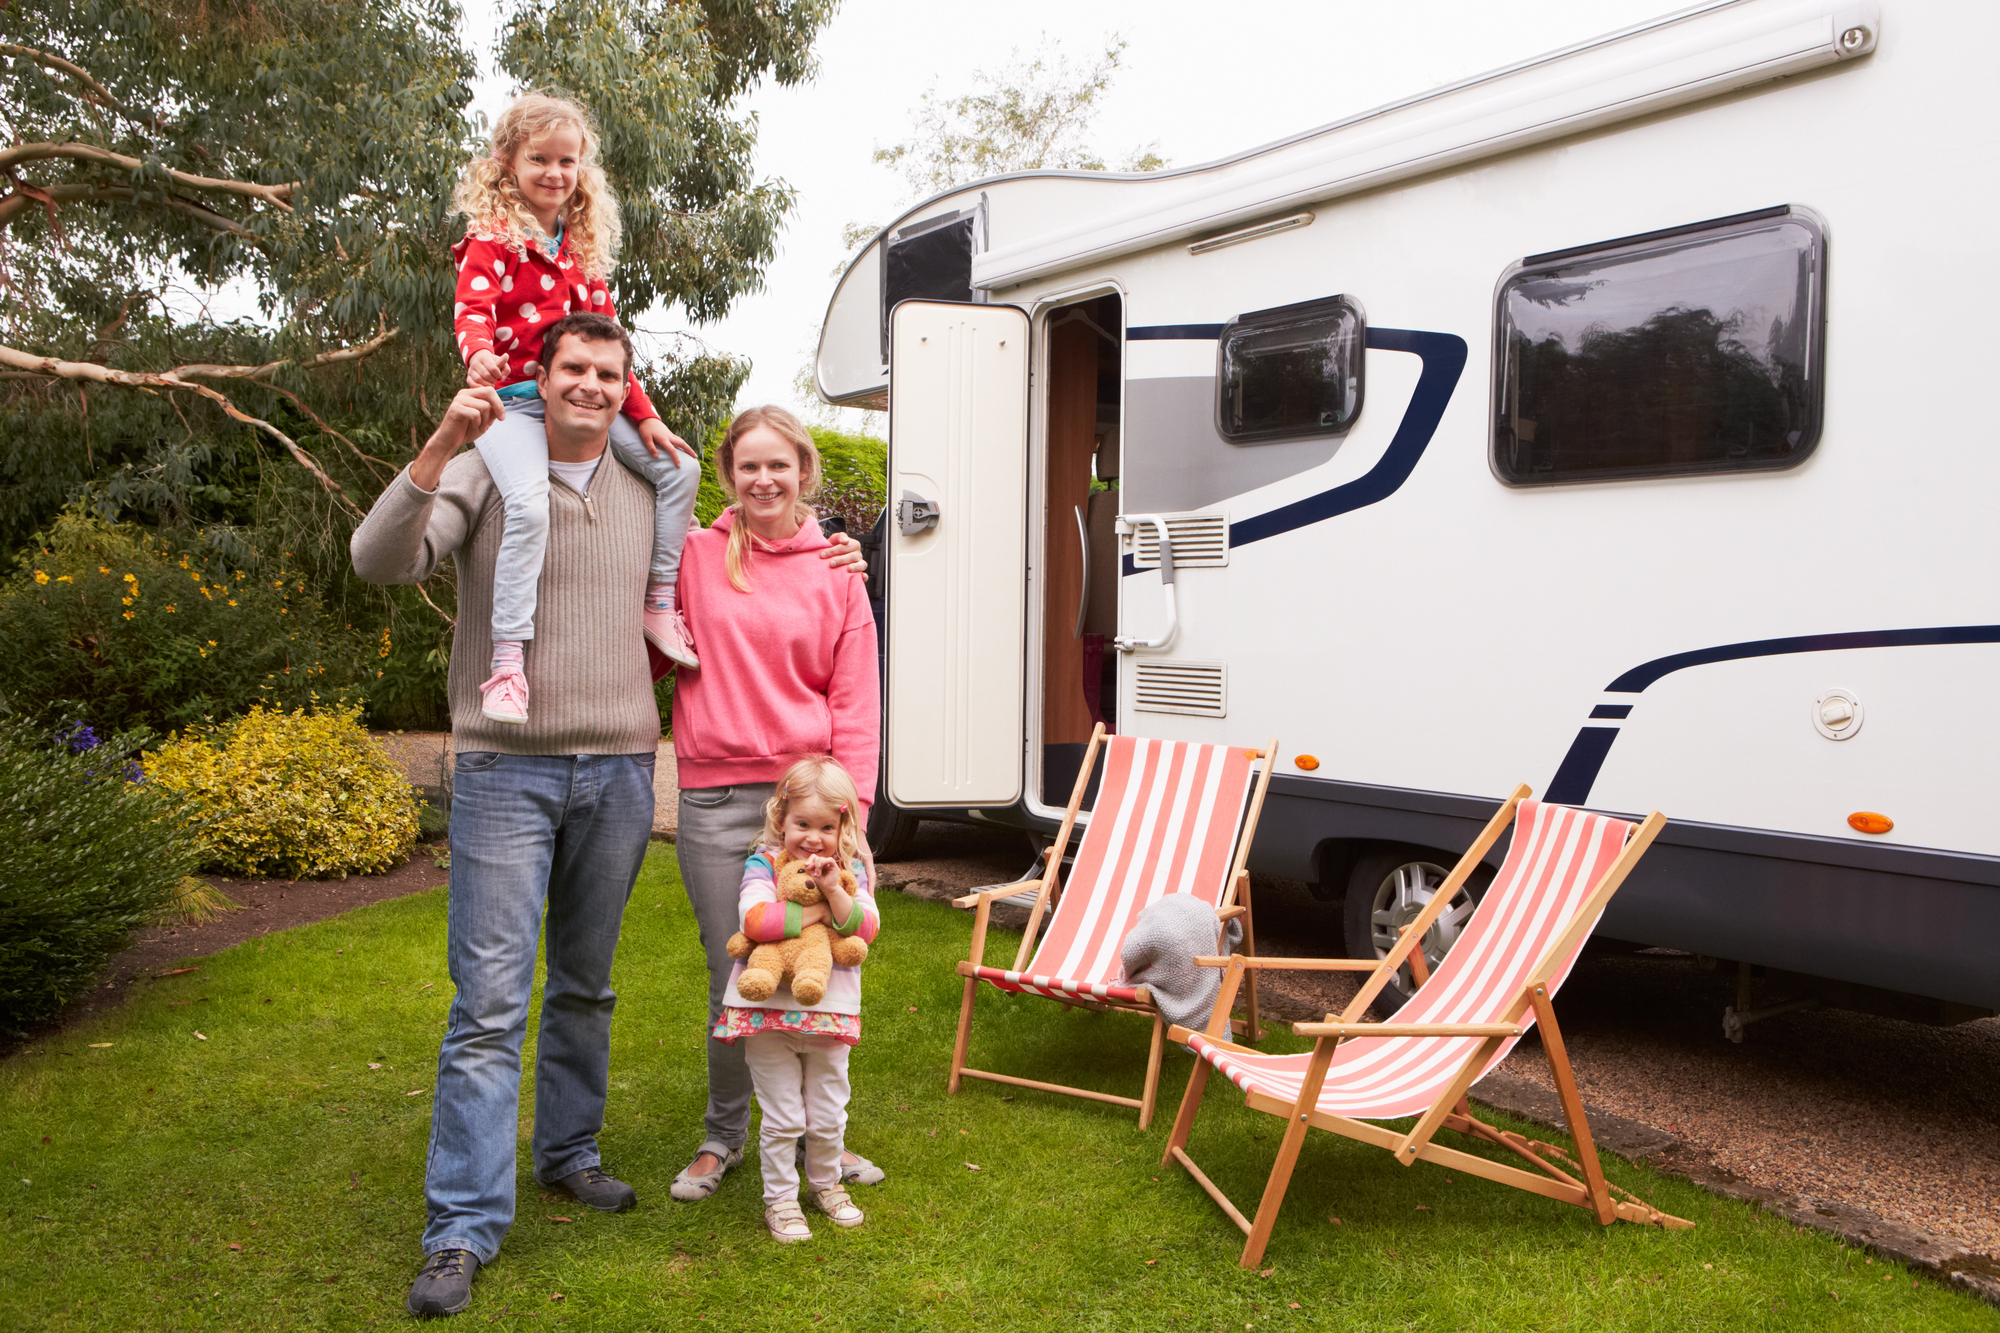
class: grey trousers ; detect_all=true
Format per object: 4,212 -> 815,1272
675,781 -> 776,1157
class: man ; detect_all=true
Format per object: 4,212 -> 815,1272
352,313 -> 861,1317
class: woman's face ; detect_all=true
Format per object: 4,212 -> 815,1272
783,798 -> 842,860
730,425 -> 805,533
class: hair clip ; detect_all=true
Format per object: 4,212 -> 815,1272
838,803 -> 849,814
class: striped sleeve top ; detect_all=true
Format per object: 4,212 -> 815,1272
722,847 -> 879,1016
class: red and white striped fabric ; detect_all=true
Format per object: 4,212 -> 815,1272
974,736 -> 1258,1005
1188,800 -> 1631,1120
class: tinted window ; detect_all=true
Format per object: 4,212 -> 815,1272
881,213 -> 976,356
1217,295 -> 1364,444
1493,207 -> 1824,485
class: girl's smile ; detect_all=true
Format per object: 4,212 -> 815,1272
783,799 -> 842,860
507,126 -> 582,236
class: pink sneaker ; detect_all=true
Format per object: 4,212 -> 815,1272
479,668 -> 529,725
643,606 -> 699,670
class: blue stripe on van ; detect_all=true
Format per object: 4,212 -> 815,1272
1127,324 -> 1225,340
1232,327 -> 1466,548
1545,624 -> 2000,804
1118,325 -> 1467,570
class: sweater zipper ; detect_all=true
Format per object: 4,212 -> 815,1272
581,490 -> 595,523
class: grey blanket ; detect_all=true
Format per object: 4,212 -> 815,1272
1120,894 -> 1243,1037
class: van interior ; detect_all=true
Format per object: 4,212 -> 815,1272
1039,293 -> 1122,809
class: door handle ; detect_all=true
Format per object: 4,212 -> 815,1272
897,490 -> 940,535
1073,505 -> 1089,640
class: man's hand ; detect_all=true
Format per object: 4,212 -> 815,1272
410,387 -> 506,492
466,349 -> 507,388
637,417 -> 700,463
821,530 -> 867,577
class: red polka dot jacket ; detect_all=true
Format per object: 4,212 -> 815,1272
450,227 -> 659,423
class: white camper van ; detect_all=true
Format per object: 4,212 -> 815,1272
814,0 -> 1999,1027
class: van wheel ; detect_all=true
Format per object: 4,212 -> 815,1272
866,768 -> 921,861
1342,849 -> 1490,1017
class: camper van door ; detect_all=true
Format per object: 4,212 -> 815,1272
884,299 -> 1031,806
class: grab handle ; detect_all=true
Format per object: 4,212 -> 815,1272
1114,514 -> 1177,653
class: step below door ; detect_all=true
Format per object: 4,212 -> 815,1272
885,299 -> 1031,806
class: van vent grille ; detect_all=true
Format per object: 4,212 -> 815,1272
1133,660 -> 1227,717
1131,512 -> 1229,568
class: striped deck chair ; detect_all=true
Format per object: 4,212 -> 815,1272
1161,786 -> 1691,1267
948,724 -> 1278,1128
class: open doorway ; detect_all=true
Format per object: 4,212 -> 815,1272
1040,293 -> 1122,808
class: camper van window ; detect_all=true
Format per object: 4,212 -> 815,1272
881,212 -> 978,358
1216,295 -> 1365,444
1493,207 -> 1825,485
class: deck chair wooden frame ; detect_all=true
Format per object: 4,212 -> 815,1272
1160,785 -> 1690,1267
948,723 -> 1278,1128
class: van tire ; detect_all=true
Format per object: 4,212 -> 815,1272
1342,847 -> 1491,1018
866,770 -> 921,862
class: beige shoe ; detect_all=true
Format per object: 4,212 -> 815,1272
809,1186 -> 864,1228
765,1201 -> 812,1243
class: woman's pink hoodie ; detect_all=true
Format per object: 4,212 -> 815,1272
671,510 -> 880,801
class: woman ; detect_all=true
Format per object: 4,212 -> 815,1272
668,405 -> 884,1202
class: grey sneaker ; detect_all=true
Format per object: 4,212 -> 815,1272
406,1248 -> 478,1317
671,1146 -> 742,1201
548,1165 -> 637,1213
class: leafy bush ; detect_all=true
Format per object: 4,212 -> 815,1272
0,507 -> 374,734
144,703 -> 418,878
0,723 -> 196,1035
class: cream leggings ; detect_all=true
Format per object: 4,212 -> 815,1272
742,1031 -> 851,1208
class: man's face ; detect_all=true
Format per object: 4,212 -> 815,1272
536,334 -> 628,436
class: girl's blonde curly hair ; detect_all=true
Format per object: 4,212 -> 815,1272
450,90 -> 622,281
758,757 -> 863,866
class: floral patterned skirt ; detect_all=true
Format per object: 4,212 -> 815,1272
713,1006 -> 861,1047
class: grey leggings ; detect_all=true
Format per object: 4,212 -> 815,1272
473,394 -> 701,642
675,781 -> 775,1157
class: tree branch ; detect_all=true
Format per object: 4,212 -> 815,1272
0,143 -> 296,211
0,44 -> 163,129
172,324 -> 400,382
0,181 -> 259,237
0,341 -> 362,518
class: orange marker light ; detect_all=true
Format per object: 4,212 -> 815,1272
1295,755 -> 1320,771
1847,812 -> 1893,835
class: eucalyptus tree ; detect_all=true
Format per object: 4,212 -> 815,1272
0,0 -> 833,543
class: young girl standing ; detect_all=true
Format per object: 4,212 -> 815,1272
715,758 -> 879,1242
668,405 -> 885,1212
449,91 -> 701,725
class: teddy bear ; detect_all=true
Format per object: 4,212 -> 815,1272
726,852 -> 869,1006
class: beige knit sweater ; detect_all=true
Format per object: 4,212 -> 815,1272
349,451 -> 660,755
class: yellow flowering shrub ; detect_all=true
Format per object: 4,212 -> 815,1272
0,506 -> 369,734
145,703 -> 418,878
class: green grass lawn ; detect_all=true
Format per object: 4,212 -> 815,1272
2,849 -> 1993,1331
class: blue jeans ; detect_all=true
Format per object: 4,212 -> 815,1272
422,750 -> 656,1262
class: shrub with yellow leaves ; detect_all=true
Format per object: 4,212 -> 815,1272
145,703 -> 419,878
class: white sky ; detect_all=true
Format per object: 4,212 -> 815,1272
462,0 -> 1675,425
